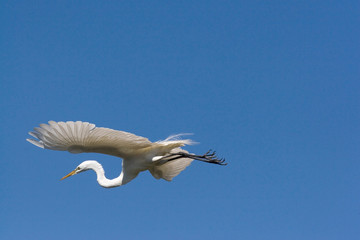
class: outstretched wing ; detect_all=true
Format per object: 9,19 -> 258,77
27,121 -> 153,158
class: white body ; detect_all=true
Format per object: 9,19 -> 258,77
27,121 -> 195,188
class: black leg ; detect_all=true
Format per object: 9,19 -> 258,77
159,149 -> 227,165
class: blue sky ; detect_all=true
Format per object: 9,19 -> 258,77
1,1 -> 359,239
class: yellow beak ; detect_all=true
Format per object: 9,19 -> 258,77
60,170 -> 77,180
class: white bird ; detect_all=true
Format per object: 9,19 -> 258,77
27,121 -> 226,188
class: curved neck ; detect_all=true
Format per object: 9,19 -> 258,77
87,161 -> 125,188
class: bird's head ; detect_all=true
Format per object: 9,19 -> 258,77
60,160 -> 95,180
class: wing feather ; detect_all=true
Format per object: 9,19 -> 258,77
149,148 -> 193,181
27,121 -> 153,158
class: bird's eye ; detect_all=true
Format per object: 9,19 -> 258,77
76,167 -> 81,171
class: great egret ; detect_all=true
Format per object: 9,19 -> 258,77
27,121 -> 226,188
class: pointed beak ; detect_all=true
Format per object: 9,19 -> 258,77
60,170 -> 77,180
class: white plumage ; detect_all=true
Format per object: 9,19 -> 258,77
27,121 -> 225,188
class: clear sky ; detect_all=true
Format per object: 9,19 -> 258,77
1,1 -> 359,239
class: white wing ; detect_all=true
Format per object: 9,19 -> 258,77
149,148 -> 193,181
27,121 -> 153,158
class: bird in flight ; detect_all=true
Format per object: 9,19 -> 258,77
27,121 -> 226,188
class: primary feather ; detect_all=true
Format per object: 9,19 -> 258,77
27,120 -> 154,158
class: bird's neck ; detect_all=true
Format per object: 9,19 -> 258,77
88,161 -> 125,188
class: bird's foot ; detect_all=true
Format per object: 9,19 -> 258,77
160,149 -> 227,165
